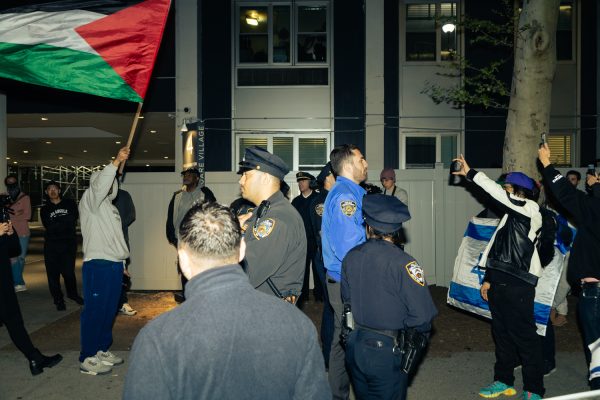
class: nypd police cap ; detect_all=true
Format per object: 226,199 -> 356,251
362,193 -> 411,234
237,146 -> 289,180
316,162 -> 333,183
296,171 -> 315,182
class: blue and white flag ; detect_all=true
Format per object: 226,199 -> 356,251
447,217 -> 565,336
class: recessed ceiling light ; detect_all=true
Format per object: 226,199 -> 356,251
6,157 -> 10,160
138,116 -> 144,119
41,117 -> 48,121
150,130 -> 157,133
115,141 -> 121,144
163,156 -> 169,159
13,161 -> 17,164
58,156 -> 63,160
143,150 -> 148,153
23,150 -> 29,154
111,157 -> 115,159
83,150 -> 88,153
45,141 -> 52,144
145,164 -> 150,167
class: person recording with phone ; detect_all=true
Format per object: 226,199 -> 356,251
539,144 -> 600,390
452,154 -> 545,400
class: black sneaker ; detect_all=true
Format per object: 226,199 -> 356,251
56,302 -> 66,311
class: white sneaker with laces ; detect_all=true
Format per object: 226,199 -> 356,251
96,350 -> 123,366
14,285 -> 27,292
119,303 -> 137,316
80,356 -> 112,375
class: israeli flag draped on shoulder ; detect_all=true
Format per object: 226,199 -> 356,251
447,217 -> 566,336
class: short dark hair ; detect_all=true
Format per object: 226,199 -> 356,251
330,144 -> 359,176
44,180 -> 61,192
566,170 -> 581,180
179,202 -> 241,261
4,175 -> 17,186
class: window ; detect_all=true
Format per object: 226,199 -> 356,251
547,133 -> 572,166
405,2 -> 457,62
556,1 -> 573,61
403,134 -> 459,168
237,2 -> 329,66
237,133 -> 330,172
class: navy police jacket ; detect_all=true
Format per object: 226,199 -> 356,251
341,239 -> 437,332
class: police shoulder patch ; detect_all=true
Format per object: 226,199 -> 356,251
253,218 -> 276,240
340,200 -> 357,217
315,203 -> 324,216
405,261 -> 425,286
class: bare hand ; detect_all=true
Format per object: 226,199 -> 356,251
451,154 -> 470,176
113,147 -> 130,166
0,222 -> 9,236
238,212 -> 253,232
480,281 -> 490,302
0,221 -> 13,236
538,144 -> 551,168
586,173 -> 600,187
123,269 -> 131,278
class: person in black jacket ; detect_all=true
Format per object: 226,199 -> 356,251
40,181 -> 83,311
0,220 -> 63,375
539,145 -> 600,390
166,167 -> 216,302
342,194 -> 437,400
453,155 -> 545,400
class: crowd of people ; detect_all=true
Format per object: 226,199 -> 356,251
1,142 -> 599,400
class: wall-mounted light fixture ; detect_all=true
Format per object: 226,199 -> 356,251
442,23 -> 456,33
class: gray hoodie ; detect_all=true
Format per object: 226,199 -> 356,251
79,164 -> 129,262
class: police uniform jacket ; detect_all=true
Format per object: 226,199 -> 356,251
322,176 -> 366,282
292,191 -> 319,252
245,190 -> 307,297
309,189 -> 328,250
341,239 -> 437,332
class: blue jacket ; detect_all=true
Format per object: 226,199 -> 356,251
322,176 -> 366,281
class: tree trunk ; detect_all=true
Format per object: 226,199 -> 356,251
503,0 -> 560,177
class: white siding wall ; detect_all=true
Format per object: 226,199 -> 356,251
123,167 -> 512,290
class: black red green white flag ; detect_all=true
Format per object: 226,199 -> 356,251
0,0 -> 171,102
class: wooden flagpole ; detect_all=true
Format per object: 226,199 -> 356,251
119,102 -> 143,175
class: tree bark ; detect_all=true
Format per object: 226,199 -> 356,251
503,0 -> 560,177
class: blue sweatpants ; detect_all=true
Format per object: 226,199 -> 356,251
79,259 -> 123,362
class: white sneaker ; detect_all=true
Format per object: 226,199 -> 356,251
14,285 -> 27,292
80,356 -> 112,375
96,350 -> 123,366
119,303 -> 137,316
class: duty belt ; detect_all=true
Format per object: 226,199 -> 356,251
355,323 -> 400,339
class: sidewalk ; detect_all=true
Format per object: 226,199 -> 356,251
0,231 -> 594,399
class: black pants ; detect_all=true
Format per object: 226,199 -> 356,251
44,240 -> 78,305
0,259 -> 36,360
299,245 -> 317,305
488,283 -> 544,396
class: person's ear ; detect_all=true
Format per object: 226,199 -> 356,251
239,238 -> 247,262
177,246 -> 192,278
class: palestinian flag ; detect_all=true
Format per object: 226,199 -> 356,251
0,0 -> 171,102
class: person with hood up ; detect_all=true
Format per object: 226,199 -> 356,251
77,147 -> 130,375
452,155 -> 544,400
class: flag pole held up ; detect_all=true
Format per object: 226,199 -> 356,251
119,102 -> 143,176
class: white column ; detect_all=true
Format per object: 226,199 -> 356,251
0,93 -> 6,181
175,0 -> 199,170
365,0 -> 385,176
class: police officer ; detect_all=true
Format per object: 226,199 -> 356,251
309,162 -> 336,368
322,144 -> 368,399
292,171 -> 321,305
238,146 -> 306,303
342,194 -> 437,400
